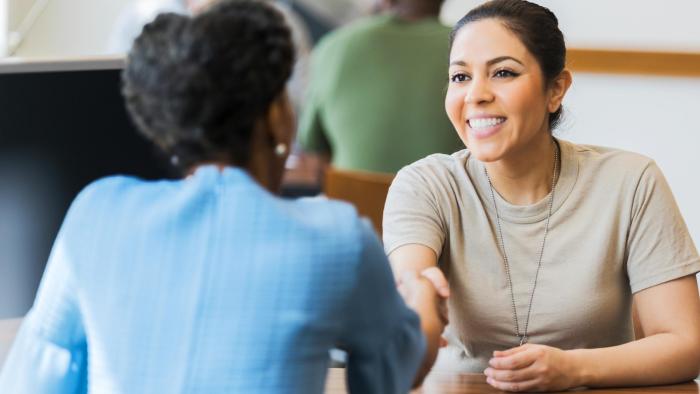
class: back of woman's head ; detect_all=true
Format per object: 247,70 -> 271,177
122,0 -> 294,169
449,0 -> 566,129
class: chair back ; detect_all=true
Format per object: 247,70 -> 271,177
323,168 -> 395,236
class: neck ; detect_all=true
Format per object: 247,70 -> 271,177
186,155 -> 283,194
245,147 -> 284,194
484,135 -> 558,206
186,131 -> 285,194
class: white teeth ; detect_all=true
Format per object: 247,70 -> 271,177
469,117 -> 505,129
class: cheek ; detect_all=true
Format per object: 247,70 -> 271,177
502,83 -> 548,132
444,88 -> 465,131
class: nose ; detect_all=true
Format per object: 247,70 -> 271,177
465,76 -> 493,104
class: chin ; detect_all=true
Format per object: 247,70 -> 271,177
469,145 -> 504,163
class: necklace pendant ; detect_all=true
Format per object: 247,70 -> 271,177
518,335 -> 528,347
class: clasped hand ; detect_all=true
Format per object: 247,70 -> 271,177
397,267 -> 450,329
484,343 -> 581,392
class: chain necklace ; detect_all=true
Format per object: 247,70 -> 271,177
484,141 -> 559,347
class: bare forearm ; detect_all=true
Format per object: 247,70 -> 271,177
388,244 -> 438,284
391,245 -> 446,387
412,304 -> 442,387
571,333 -> 700,387
391,259 -> 436,284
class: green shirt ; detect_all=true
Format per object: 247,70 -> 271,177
298,14 -> 463,173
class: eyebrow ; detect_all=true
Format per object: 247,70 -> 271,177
449,56 -> 524,67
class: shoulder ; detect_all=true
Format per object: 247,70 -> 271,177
280,196 -> 383,276
64,175 -> 175,227
68,176 -> 141,213
394,150 -> 471,188
73,174 -> 172,206
566,140 -> 656,180
314,15 -> 391,51
287,195 -> 361,228
281,196 -> 373,248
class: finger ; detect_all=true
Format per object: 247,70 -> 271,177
399,270 -> 420,287
493,344 -> 529,357
437,299 -> 449,325
398,271 -> 437,309
486,377 -> 541,392
484,363 -> 538,382
439,336 -> 448,348
420,267 -> 450,298
489,350 -> 537,371
397,283 -> 409,299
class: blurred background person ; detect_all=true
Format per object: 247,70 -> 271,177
280,0 -> 376,42
296,0 -> 463,175
0,1 -> 445,392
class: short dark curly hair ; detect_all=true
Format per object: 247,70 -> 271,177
122,0 -> 294,169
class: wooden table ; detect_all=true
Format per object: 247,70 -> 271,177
324,368 -> 700,393
3,319 -> 697,393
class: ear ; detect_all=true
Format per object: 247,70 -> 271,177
547,69 -> 573,114
263,91 -> 295,149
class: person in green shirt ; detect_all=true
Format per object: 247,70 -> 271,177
297,0 -> 463,174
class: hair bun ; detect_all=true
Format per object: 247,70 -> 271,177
122,0 -> 294,170
147,12 -> 189,32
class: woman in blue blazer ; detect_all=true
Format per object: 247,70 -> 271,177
0,1 -> 445,392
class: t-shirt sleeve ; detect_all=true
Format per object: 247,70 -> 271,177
0,234 -> 87,393
382,164 -> 446,257
626,161 -> 700,293
340,219 -> 426,394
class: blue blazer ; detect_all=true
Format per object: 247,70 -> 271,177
0,166 -> 424,393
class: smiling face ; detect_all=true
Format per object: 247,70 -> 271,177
446,18 -> 563,163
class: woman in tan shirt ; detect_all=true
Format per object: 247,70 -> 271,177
384,0 -> 700,391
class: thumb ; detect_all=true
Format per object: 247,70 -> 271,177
420,267 -> 450,298
400,270 -> 420,287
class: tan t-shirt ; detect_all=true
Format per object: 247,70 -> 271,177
383,139 -> 700,372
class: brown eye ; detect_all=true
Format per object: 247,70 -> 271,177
494,69 -> 518,78
450,73 -> 470,83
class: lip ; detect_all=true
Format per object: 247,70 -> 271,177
467,115 -> 507,140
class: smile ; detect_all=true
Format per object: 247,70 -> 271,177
468,117 -> 506,130
466,116 -> 506,140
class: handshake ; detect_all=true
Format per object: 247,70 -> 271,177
397,267 -> 450,328
396,267 -> 451,386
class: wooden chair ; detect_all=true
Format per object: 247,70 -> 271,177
323,168 -> 395,236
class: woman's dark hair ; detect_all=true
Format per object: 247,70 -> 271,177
449,0 -> 566,130
122,0 -> 294,169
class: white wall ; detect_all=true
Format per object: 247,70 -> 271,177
8,0 -> 36,32
560,73 -> 700,246
0,1 -> 7,56
442,0 -> 700,52
11,0 -> 129,57
12,0 -> 700,56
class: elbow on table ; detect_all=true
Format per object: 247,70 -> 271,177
678,335 -> 700,382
